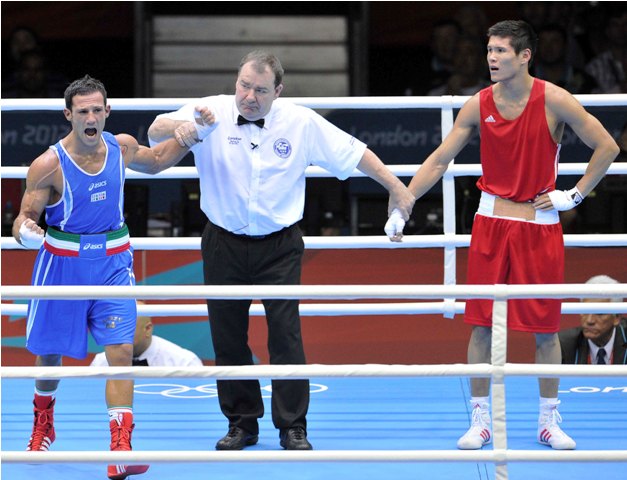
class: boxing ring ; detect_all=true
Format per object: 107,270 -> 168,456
2,95 -> 627,480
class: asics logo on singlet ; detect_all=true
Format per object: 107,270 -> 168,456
484,115 -> 496,123
82,243 -> 104,250
88,180 -> 107,191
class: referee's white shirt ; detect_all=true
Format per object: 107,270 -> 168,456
90,335 -> 203,367
150,95 -> 367,236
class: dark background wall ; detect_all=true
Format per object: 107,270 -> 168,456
1,1 -> 523,97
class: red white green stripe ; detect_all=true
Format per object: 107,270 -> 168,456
44,225 -> 130,256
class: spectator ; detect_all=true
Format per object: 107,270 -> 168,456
91,303 -> 203,367
5,26 -> 40,72
428,35 -> 490,96
534,24 -> 598,94
2,48 -> 68,99
453,3 -> 489,42
559,275 -> 627,365
421,20 -> 462,95
519,1 -> 550,32
585,8 -> 627,93
573,3 -> 610,63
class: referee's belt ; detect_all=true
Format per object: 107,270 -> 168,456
212,221 -> 291,240
43,224 -> 131,257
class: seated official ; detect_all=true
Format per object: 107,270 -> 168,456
559,275 -> 627,365
91,309 -> 202,367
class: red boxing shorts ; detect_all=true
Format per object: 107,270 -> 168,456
464,213 -> 564,333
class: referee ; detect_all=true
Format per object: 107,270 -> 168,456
148,50 -> 415,451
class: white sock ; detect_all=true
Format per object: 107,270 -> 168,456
108,407 -> 133,424
539,397 -> 560,425
470,396 -> 490,410
539,397 -> 559,409
34,388 -> 57,398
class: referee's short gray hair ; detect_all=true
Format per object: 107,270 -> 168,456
585,275 -> 622,303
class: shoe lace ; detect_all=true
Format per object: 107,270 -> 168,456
540,407 -> 563,428
28,409 -> 52,448
470,407 -> 490,429
226,426 -> 241,438
110,423 -> 132,450
289,427 -> 306,440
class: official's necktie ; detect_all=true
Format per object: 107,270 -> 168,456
132,358 -> 149,366
237,115 -> 265,128
597,348 -> 607,365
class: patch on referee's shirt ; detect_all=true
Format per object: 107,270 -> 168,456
273,138 -> 291,158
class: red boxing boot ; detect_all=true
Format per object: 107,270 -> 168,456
107,412 -> 149,480
26,395 -> 56,451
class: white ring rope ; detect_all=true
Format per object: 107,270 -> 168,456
2,283 -> 626,300
2,93 -> 626,110
2,301 -> 625,317
3,363 -> 627,380
4,233 -> 627,250
3,162 -> 627,179
3,449 -> 627,464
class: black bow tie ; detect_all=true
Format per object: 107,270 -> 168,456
237,115 -> 265,128
132,358 -> 149,366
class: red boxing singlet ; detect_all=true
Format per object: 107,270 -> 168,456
477,79 -> 560,202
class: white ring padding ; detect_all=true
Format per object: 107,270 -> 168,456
3,162 -> 627,180
3,363 -> 627,380
2,93 -> 626,110
2,301 -> 469,316
3,301 -> 625,317
4,233 -> 627,250
2,283 -> 626,300
3,449 -> 627,464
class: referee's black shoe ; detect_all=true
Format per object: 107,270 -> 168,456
215,426 -> 258,450
280,427 -> 313,450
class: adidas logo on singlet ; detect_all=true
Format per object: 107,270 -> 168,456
484,115 -> 496,123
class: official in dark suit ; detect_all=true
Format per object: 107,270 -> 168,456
559,275 -> 627,365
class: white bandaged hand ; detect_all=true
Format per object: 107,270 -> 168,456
174,122 -> 199,148
384,208 -> 405,240
19,221 -> 44,249
193,109 -> 218,141
547,186 -> 584,211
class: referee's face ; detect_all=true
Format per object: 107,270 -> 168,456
235,61 -> 283,121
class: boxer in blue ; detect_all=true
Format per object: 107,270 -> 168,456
12,75 -> 198,479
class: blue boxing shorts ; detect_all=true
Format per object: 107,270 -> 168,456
25,226 -> 137,359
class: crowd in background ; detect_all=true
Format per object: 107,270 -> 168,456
3,3 -> 626,100
409,2 -> 626,97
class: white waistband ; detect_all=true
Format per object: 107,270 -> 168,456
477,191 -> 559,225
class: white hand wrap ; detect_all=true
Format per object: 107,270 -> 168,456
193,111 -> 218,141
384,208 -> 405,239
19,222 -> 44,249
547,186 -> 584,211
178,131 -> 198,148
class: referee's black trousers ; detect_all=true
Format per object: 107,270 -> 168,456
202,221 -> 309,435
